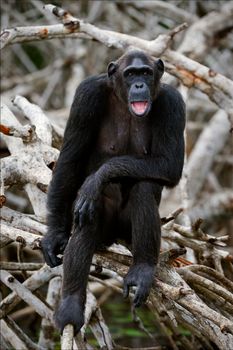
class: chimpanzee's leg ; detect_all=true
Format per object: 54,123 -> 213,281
54,222 -> 99,334
55,185 -> 122,335
123,182 -> 162,307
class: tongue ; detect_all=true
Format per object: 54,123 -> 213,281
131,101 -> 148,115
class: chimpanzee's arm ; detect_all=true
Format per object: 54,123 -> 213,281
100,85 -> 185,186
42,75 -> 108,267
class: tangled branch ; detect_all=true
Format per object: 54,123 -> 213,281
1,2 -> 233,350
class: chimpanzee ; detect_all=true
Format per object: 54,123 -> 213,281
41,49 -> 185,334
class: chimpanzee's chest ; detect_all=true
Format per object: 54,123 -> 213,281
96,109 -> 152,156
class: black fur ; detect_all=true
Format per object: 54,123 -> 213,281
41,50 -> 185,334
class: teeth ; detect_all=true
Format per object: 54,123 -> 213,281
131,101 -> 148,115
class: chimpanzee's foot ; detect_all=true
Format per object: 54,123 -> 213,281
54,294 -> 85,335
123,263 -> 155,307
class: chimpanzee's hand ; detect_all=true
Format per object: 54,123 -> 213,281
41,233 -> 69,268
74,174 -> 102,229
123,263 -> 155,307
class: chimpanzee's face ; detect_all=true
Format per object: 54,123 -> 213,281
108,50 -> 164,118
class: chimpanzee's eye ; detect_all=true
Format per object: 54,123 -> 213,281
143,71 -> 148,75
123,70 -> 136,78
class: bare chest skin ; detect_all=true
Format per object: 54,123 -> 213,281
96,94 -> 152,158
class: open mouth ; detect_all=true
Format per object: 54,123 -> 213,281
130,101 -> 149,116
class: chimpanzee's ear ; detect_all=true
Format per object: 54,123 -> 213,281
155,59 -> 164,79
107,62 -> 118,77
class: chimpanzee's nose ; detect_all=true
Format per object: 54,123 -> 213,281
135,82 -> 144,89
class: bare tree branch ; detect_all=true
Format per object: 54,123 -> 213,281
1,4 -> 232,124
1,3 -> 232,349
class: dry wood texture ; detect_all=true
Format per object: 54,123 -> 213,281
1,1 -> 233,349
